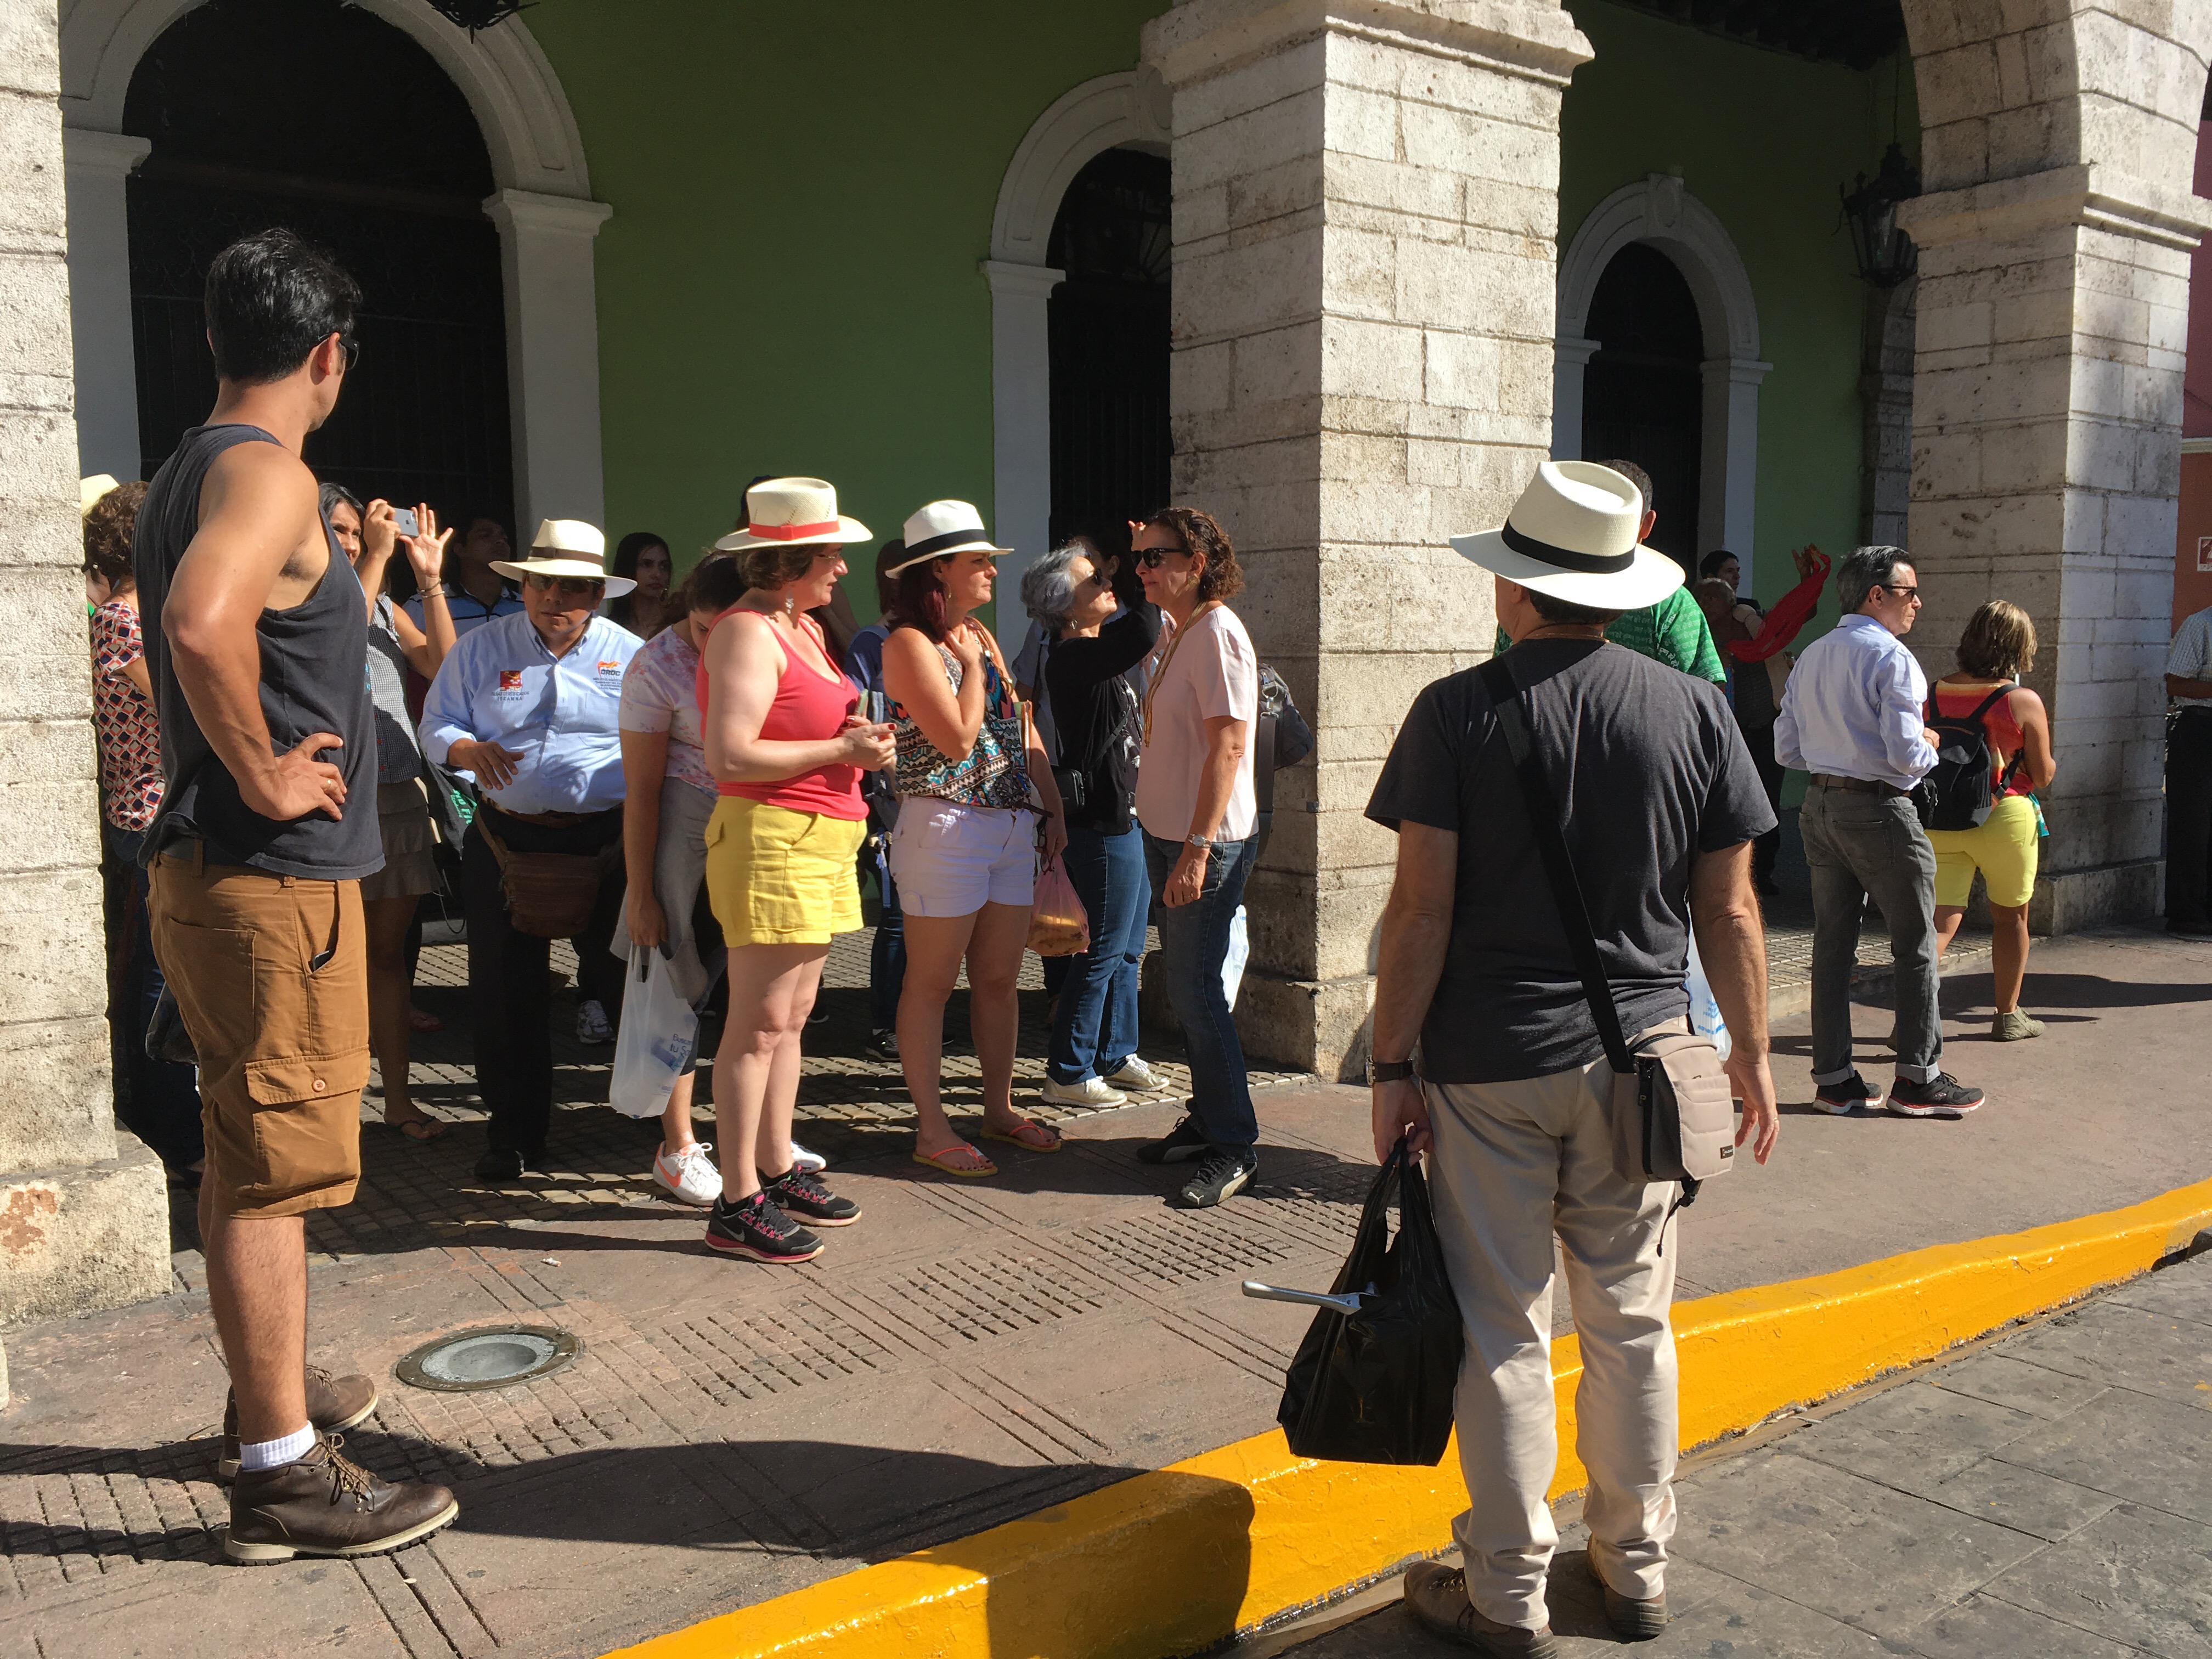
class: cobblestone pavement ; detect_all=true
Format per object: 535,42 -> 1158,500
1275,1248 -> 2212,1659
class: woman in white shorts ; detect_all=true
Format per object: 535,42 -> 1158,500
881,501 -> 1066,1177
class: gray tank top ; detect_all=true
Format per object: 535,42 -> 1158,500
136,424 -> 382,879
367,595 -> 425,784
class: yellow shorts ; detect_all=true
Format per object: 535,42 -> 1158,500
703,796 -> 866,947
1927,793 -> 2040,909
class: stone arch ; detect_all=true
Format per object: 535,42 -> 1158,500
1554,174 -> 1770,584
983,69 -> 1171,584
1861,275 -> 1917,548
58,0 -> 610,527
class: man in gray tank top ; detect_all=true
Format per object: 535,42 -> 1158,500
136,229 -> 458,1562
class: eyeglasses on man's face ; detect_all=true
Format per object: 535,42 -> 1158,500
527,574 -> 606,599
336,333 -> 360,372
1879,583 -> 1921,600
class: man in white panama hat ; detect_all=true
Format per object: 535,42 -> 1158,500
420,517 -> 643,1181
1363,461 -> 1782,1655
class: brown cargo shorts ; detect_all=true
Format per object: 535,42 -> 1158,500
148,847 -> 370,1218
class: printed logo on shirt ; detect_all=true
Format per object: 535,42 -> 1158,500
595,659 -> 624,688
499,669 -> 524,692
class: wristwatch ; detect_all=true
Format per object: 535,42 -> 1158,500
1184,833 -> 1214,853
1368,1058 -> 1417,1085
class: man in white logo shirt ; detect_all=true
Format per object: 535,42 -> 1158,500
2166,601 -> 2212,940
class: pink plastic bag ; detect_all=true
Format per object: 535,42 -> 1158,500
1028,856 -> 1090,957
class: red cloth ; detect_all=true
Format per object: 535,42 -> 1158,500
1725,546 -> 1830,663
695,609 -> 867,820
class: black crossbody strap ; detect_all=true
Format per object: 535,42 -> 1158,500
1476,656 -> 1633,1075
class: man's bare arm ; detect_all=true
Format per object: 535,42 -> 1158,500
163,443 -> 346,822
2168,673 -> 2212,701
1689,839 -> 1779,1164
1370,820 -> 1457,1162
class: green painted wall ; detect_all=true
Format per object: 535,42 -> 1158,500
1561,1 -> 1916,617
525,0 -> 1164,618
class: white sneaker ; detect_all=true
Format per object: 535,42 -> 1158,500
575,999 -> 615,1045
1102,1057 -> 1163,1092
652,1141 -> 719,1206
789,1140 -> 827,1174
1041,1075 -> 1122,1107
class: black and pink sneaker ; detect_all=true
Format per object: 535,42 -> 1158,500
704,1192 -> 822,1263
764,1166 -> 861,1227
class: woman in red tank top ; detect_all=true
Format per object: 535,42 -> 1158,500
692,478 -> 896,1265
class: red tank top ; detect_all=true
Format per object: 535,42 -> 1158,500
1932,681 -> 2033,799
695,610 -> 866,820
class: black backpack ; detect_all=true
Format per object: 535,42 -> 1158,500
1918,684 -> 2021,832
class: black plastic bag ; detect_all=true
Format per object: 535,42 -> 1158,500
1275,1139 -> 1464,1466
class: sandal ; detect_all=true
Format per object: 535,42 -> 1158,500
979,1117 -> 1062,1154
408,1005 -> 444,1033
910,1142 -> 998,1179
386,1114 -> 446,1143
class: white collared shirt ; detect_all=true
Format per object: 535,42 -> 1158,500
1774,613 -> 1938,790
420,611 -> 642,814
2169,606 -> 2212,708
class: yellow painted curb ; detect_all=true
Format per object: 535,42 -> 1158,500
607,1177 -> 2212,1659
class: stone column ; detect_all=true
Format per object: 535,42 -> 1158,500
981,258 -> 1065,595
484,187 -> 613,533
0,0 -> 169,1384
60,127 -> 149,484
1143,0 -> 1592,1076
1897,0 -> 2212,930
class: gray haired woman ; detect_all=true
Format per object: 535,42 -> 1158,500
1020,541 -> 1163,1107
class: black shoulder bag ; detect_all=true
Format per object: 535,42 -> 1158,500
1476,657 -> 1735,1207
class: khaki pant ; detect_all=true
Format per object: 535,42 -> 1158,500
1429,1053 -> 1679,1628
148,849 -> 369,1218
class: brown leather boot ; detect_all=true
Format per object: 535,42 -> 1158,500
216,1367 -> 380,1482
1588,1551 -> 1669,1639
225,1432 -> 458,1564
1403,1561 -> 1560,1657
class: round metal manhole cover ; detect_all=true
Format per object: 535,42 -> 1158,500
394,1324 -> 580,1392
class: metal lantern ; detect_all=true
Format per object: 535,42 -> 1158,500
426,0 -> 531,36
1839,142 -> 1922,288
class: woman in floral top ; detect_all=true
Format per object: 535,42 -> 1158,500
82,478 -> 204,1183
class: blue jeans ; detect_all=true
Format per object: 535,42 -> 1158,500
1142,831 -> 1258,1149
867,843 -> 906,1032
102,824 -> 205,1171
1049,823 -> 1150,1083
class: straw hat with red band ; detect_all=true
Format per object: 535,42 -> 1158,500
492,517 -> 636,597
714,477 -> 871,555
883,499 -> 1012,575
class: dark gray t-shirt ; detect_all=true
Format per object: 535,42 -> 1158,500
1364,639 -> 1775,1084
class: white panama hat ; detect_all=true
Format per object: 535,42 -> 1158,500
1448,460 -> 1685,611
492,517 -> 636,597
714,477 -> 871,555
80,475 -> 121,517
883,499 -> 1012,575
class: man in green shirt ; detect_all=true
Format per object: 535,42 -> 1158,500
1491,459 -> 1725,685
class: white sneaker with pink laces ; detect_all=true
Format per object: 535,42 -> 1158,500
652,1141 -> 719,1206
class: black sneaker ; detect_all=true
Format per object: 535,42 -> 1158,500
1137,1114 -> 1212,1165
1813,1073 -> 1883,1115
764,1166 -> 861,1227
1176,1146 -> 1258,1209
704,1192 -> 823,1262
1887,1072 -> 1984,1119
474,1148 -> 526,1181
866,1028 -> 899,1060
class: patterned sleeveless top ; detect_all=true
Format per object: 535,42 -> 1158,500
893,636 -> 1030,810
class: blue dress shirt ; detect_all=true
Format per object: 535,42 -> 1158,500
1774,613 -> 1938,790
420,611 -> 642,814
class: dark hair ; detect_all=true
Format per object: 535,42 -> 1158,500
1836,544 -> 1912,613
204,229 -> 360,385
1525,589 -> 1623,628
740,543 -> 822,592
318,481 -> 362,523
612,532 -> 669,580
1141,506 -> 1244,602
1595,458 -> 1655,515
873,539 -> 906,614
1697,549 -> 1737,580
888,556 -> 952,642
677,552 -> 747,620
82,480 -> 149,586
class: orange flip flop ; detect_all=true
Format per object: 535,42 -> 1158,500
979,1118 -> 1062,1154
911,1142 -> 998,1179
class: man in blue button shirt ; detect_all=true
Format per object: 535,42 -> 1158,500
421,518 -> 642,1180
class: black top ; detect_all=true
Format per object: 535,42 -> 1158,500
1365,639 -> 1773,1084
1044,606 -> 1160,834
137,424 -> 381,879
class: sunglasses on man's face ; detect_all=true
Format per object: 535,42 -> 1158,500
527,574 -> 606,599
337,334 -> 360,372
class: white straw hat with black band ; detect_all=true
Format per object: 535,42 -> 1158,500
1448,460 -> 1685,611
883,500 -> 1012,575
492,517 -> 636,597
714,477 -> 870,555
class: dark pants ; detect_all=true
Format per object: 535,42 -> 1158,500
1142,830 -> 1258,1149
1799,785 -> 1943,1086
102,824 -> 205,1171
461,808 -> 625,1160
1050,822 -> 1150,1083
866,842 -> 906,1032
1740,719 -> 1784,881
2168,709 -> 2212,931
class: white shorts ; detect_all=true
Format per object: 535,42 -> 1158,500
888,797 -> 1036,917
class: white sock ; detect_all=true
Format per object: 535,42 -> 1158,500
239,1424 -> 316,1472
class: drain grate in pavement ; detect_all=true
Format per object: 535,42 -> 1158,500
869,1253 -> 1118,1344
640,1298 -> 904,1403
1070,1207 -> 1305,1286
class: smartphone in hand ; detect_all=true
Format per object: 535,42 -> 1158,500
391,506 -> 420,538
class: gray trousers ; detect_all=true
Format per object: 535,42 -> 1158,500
1798,784 -> 1943,1085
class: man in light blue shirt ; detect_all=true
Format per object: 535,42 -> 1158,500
419,518 -> 642,1181
1776,546 -> 1983,1121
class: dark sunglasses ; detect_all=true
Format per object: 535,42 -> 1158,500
1132,544 -> 1186,569
337,333 -> 361,371
1879,583 -> 1920,597
526,574 -> 606,598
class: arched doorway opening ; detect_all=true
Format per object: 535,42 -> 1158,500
1046,147 -> 1171,566
1581,241 -> 1704,572
122,0 -> 512,530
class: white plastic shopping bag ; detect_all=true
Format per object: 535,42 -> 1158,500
609,944 -> 701,1119
1222,904 -> 1250,1012
1683,933 -> 1732,1063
